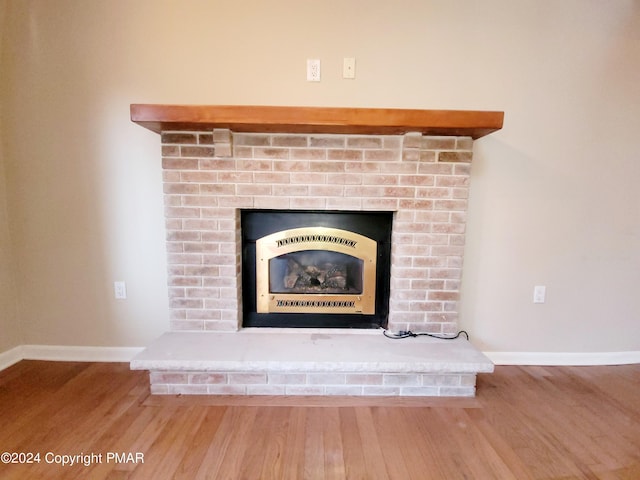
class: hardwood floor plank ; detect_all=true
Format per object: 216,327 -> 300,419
397,407 -> 453,480
0,361 -> 93,440
303,407 -> 327,479
128,406 -> 210,479
74,402 -> 162,480
368,406 -> 415,479
436,407 -> 521,479
194,406 -> 259,479
353,407 -> 390,480
171,407 -> 228,479
479,367 -> 592,479
480,366 -> 640,479
323,407 -> 348,479
231,406 -> 295,480
253,407 -> 293,480
411,405 -> 479,479
383,407 -> 436,479
280,407 -> 307,480
337,408 -> 368,479
463,408 -> 535,480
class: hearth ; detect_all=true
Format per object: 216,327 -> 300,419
241,210 -> 392,329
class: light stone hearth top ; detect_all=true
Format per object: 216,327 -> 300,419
130,330 -> 494,374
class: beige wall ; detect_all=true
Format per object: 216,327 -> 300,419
0,154 -> 19,352
1,0 -> 638,353
0,109 -> 21,352
0,0 -> 21,352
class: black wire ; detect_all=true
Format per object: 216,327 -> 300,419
382,329 -> 469,341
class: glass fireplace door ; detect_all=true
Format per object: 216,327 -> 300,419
255,227 -> 377,314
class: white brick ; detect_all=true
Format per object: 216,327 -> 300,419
285,385 -> 325,395
400,386 -> 440,396
268,373 -> 306,384
439,386 -> 475,397
247,385 -> 286,395
307,373 -> 346,385
383,374 -> 421,386
168,384 -> 209,395
362,386 -> 401,396
208,385 -> 247,395
325,386 -> 363,396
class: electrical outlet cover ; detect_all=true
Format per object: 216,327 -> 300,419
533,285 -> 546,304
307,59 -> 321,82
114,281 -> 127,299
343,57 -> 356,79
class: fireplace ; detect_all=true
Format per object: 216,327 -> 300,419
241,210 -> 392,328
129,105 -> 502,397
131,103 -> 505,335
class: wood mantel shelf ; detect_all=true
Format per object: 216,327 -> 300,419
130,104 -> 503,139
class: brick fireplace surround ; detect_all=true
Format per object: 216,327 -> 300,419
130,105 -> 502,396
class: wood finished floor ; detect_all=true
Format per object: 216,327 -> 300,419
0,361 -> 638,479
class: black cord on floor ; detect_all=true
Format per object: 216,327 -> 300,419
382,329 -> 469,341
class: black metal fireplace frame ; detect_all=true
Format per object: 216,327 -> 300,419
241,209 -> 393,329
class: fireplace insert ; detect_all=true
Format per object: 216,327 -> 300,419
241,210 -> 393,328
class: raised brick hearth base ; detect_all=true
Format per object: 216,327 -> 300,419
131,331 -> 493,396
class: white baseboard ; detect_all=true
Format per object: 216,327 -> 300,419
0,345 -> 145,370
0,346 -> 24,371
485,351 -> 640,366
22,345 -> 145,362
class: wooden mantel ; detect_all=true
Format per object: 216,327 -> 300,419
130,104 -> 503,139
